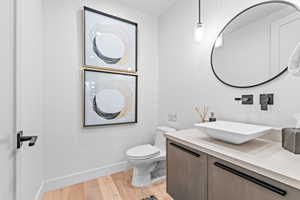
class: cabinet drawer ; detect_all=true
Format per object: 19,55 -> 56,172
208,157 -> 300,200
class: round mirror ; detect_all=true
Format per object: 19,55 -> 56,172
211,1 -> 300,88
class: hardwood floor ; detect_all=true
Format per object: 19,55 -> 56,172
43,169 -> 173,200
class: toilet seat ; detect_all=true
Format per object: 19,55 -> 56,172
126,144 -> 160,160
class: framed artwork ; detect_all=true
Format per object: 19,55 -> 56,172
84,7 -> 138,73
83,69 -> 138,127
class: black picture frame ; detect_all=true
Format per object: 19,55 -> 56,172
210,1 -> 298,89
83,69 -> 138,127
83,6 -> 138,73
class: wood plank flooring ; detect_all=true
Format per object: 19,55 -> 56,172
43,169 -> 173,200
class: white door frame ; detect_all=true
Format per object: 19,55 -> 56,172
15,0 -> 22,198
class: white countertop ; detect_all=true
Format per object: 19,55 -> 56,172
165,128 -> 300,190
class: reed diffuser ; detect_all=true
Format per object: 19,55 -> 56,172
195,105 -> 209,123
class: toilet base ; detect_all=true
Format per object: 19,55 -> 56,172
132,163 -> 156,187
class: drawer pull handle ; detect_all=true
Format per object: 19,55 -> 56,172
170,143 -> 200,157
214,162 -> 287,196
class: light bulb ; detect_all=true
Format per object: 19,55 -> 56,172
215,34 -> 223,48
195,23 -> 204,42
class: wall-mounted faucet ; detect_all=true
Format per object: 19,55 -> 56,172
234,95 -> 253,105
260,94 -> 274,111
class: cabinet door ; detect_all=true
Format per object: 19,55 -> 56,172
208,157 -> 299,200
167,140 -> 207,200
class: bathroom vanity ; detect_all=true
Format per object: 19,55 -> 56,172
164,0 -> 300,199
165,129 -> 300,200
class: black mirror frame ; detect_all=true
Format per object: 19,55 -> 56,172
210,0 -> 299,89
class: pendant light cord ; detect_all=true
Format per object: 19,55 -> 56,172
198,0 -> 202,24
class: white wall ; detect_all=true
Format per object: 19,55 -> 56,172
43,0 -> 159,181
158,0 -> 300,130
17,0 -> 44,199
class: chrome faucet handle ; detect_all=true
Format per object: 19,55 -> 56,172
260,94 -> 274,111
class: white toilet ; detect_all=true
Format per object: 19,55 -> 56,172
126,126 -> 176,187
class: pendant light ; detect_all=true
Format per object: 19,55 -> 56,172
195,0 -> 204,42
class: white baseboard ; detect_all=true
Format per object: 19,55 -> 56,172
35,182 -> 45,200
42,161 -> 131,193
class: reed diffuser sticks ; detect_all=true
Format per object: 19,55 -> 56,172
195,105 -> 209,123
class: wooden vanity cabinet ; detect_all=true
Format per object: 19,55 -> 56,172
208,157 -> 300,200
167,140 -> 208,200
166,139 -> 300,200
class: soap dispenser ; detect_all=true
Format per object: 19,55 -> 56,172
209,112 -> 216,122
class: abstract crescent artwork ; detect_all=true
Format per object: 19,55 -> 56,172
92,37 -> 122,65
83,69 -> 137,127
92,96 -> 121,120
84,7 -> 138,72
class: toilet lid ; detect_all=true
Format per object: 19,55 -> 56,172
126,144 -> 160,160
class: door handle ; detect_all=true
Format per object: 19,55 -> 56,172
17,131 -> 38,149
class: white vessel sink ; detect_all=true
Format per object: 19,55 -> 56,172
195,121 -> 273,144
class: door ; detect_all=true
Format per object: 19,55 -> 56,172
208,157 -> 299,200
167,140 -> 208,200
15,0 -> 44,200
0,0 -> 43,199
0,0 -> 17,199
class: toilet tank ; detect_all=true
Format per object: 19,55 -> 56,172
154,126 -> 176,151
